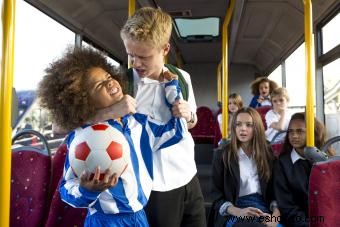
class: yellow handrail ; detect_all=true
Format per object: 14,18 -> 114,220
1,0 -> 16,226
217,62 -> 222,104
302,0 -> 315,147
128,0 -> 135,17
128,0 -> 136,68
221,0 -> 235,140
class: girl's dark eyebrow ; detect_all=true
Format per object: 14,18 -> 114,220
89,73 -> 111,89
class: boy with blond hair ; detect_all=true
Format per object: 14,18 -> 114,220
94,7 -> 206,227
265,87 -> 292,143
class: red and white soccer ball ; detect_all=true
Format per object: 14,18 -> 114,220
68,122 -> 130,179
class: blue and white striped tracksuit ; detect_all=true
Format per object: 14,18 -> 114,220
59,79 -> 186,226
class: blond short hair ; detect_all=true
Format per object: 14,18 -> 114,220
120,7 -> 172,49
271,87 -> 290,102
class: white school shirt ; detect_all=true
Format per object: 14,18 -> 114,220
265,109 -> 291,143
133,66 -> 197,191
238,148 -> 262,197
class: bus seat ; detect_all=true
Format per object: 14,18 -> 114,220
255,106 -> 272,130
189,106 -> 215,144
50,142 -> 68,196
309,157 -> 340,227
271,143 -> 284,158
270,130 -> 287,157
45,140 -> 87,227
11,130 -> 51,227
213,108 -> 222,148
45,184 -> 87,227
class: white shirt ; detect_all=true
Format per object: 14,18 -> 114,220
133,66 -> 197,191
217,113 -> 232,134
238,148 -> 262,197
291,148 -> 306,164
265,109 -> 291,143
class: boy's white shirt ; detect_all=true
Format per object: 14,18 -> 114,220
133,66 -> 197,191
265,109 -> 292,143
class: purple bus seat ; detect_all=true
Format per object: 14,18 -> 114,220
11,130 -> 51,227
189,106 -> 215,144
45,142 -> 87,227
45,185 -> 87,227
309,157 -> 340,227
255,106 -> 272,130
50,143 -> 67,197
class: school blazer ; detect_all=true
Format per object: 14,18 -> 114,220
208,147 -> 275,227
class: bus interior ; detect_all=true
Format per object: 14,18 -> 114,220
3,0 -> 340,226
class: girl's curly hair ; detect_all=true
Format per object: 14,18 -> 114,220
38,46 -> 126,131
250,76 -> 278,96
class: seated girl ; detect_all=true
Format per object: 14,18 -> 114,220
38,46 -> 188,227
210,107 -> 282,227
217,93 -> 243,136
273,112 -> 335,227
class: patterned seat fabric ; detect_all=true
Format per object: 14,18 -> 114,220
10,148 -> 51,227
45,143 -> 87,227
189,106 -> 216,144
309,159 -> 340,227
45,186 -> 87,227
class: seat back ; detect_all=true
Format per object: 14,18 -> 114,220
271,143 -> 284,158
309,157 -> 340,227
45,184 -> 87,227
11,130 -> 51,227
45,142 -> 87,227
189,106 -> 215,144
50,143 -> 68,196
213,109 -> 222,148
255,106 -> 272,130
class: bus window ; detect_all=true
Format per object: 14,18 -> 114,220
323,58 -> 340,153
83,41 -> 120,66
322,13 -> 340,53
268,64 -> 282,87
13,0 -> 75,151
285,43 -> 310,113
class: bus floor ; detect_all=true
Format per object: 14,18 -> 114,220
194,142 -> 215,218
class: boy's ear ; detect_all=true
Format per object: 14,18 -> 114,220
162,43 -> 170,56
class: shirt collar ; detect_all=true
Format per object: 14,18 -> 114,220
134,66 -> 169,84
291,148 -> 305,164
239,147 -> 254,160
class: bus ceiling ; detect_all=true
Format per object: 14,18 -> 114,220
24,0 -> 338,73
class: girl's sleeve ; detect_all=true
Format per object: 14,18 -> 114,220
59,137 -> 101,208
249,95 -> 259,108
211,149 -> 228,209
273,160 -> 308,227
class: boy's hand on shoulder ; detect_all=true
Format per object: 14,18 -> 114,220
163,71 -> 178,81
80,166 -> 118,192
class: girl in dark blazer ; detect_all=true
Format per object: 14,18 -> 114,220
210,107 -> 281,227
273,112 -> 335,227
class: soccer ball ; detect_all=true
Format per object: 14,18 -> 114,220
68,122 -> 130,179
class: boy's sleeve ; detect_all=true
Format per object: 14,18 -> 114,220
265,110 -> 276,141
179,68 -> 197,112
59,138 -> 101,208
